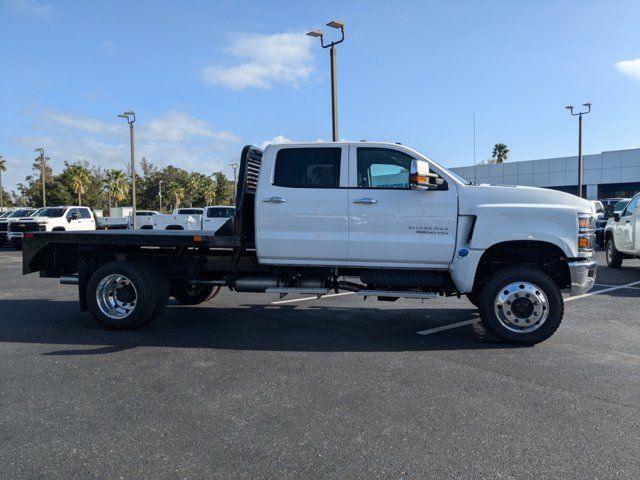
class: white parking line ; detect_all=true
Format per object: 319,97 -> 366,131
417,319 -> 481,336
594,283 -> 640,290
270,291 -> 355,305
565,280 -> 640,302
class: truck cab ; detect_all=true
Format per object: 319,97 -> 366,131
604,193 -> 640,267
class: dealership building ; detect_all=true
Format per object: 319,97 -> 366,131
449,147 -> 640,200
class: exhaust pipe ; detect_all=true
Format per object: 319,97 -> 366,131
60,275 -> 79,285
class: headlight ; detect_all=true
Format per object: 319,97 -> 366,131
578,213 -> 595,253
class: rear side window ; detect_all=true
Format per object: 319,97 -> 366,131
79,208 -> 92,219
273,148 -> 341,188
207,207 -> 235,218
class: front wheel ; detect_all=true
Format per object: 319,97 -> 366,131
478,266 -> 563,345
605,239 -> 623,268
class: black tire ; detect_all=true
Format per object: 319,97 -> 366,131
86,261 -> 169,329
605,238 -> 623,269
12,241 -> 22,251
172,283 -> 221,305
478,266 -> 564,345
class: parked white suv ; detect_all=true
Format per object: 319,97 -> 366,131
604,193 -> 640,268
8,206 -> 96,250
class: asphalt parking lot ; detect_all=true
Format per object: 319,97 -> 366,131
1,246 -> 639,479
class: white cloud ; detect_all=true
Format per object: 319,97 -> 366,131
202,32 -> 314,90
260,135 -> 292,149
10,0 -> 55,17
1,111 -> 241,190
41,112 -> 121,135
140,111 -> 238,143
615,58 -> 640,80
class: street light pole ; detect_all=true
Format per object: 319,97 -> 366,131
307,21 -> 345,142
229,163 -> 238,196
159,180 -> 163,212
34,148 -> 46,207
118,111 -> 137,227
565,103 -> 591,198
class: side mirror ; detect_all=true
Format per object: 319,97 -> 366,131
613,212 -> 620,222
68,212 -> 79,222
409,159 -> 443,190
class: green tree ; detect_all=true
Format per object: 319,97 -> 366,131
186,174 -> 200,207
202,177 -> 217,205
67,163 -> 91,205
491,143 -> 509,164
168,184 -> 185,210
104,169 -> 129,209
0,155 -> 8,209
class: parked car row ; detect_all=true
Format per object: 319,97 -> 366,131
1,205 -> 235,250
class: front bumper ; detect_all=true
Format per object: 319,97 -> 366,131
568,259 -> 597,296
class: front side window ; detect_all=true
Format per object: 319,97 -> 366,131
273,148 -> 341,188
357,148 -> 413,189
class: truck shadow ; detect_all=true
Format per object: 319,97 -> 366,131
0,299 -> 525,356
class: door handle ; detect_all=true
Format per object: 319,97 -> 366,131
262,196 -> 287,204
353,198 -> 378,205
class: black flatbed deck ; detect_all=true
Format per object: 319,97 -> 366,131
24,230 -> 241,248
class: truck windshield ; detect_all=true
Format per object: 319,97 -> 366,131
8,209 -> 35,217
33,207 -> 66,218
613,200 -> 629,213
207,207 -> 235,218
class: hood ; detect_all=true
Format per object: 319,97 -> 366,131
11,216 -> 47,222
458,184 -> 592,215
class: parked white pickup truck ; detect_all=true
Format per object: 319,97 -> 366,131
138,206 -> 235,231
8,206 -> 95,249
604,192 -> 640,268
22,142 -> 596,345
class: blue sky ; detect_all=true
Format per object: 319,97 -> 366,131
1,0 -> 639,191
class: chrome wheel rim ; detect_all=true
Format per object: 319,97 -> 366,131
494,282 -> 549,333
96,274 -> 138,320
606,242 -> 613,263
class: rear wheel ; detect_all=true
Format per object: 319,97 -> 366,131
172,282 -> 221,305
86,261 -> 169,329
478,266 -> 563,345
605,238 -> 623,268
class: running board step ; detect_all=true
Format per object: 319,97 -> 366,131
357,290 -> 437,299
266,287 -> 332,299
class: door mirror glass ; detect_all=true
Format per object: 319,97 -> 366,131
409,159 -> 443,190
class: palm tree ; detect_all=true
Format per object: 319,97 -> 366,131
0,155 -> 6,211
104,169 -> 129,209
169,184 -> 185,210
491,143 -> 509,164
202,178 -> 216,205
186,175 -> 200,207
68,164 -> 90,205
